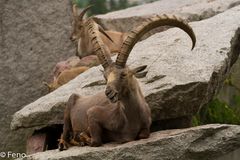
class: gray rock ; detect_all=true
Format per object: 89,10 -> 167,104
0,0 -> 75,153
96,0 -> 240,32
217,57 -> 240,107
22,124 -> 240,160
229,57 -> 240,90
11,5 -> 240,131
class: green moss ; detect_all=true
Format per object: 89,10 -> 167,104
193,98 -> 240,126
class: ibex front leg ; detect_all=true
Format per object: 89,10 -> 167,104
86,104 -> 125,146
138,107 -> 151,139
87,106 -> 104,147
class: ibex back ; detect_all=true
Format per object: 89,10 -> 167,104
59,14 -> 196,150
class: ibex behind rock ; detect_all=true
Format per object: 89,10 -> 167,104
52,56 -> 81,79
70,5 -> 127,58
44,66 -> 89,92
44,55 -> 100,92
59,15 -> 196,150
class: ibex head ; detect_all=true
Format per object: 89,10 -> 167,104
43,81 -> 56,93
103,64 -> 147,103
70,5 -> 93,42
89,14 -> 196,103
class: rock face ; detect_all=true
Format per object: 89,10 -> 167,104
96,0 -> 240,32
217,57 -> 240,107
11,5 -> 240,132
0,0 -> 75,153
22,124 -> 240,160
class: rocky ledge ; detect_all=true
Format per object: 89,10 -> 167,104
22,124 -> 240,160
96,0 -> 240,32
11,5 -> 240,131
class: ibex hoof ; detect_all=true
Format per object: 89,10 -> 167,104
58,143 -> 64,151
90,141 -> 101,147
58,141 -> 68,151
79,132 -> 91,145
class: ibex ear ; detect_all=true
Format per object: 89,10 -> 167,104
131,65 -> 148,78
135,71 -> 148,78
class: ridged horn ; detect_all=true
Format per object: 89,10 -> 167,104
98,25 -> 114,43
79,5 -> 94,20
115,14 -> 196,67
87,19 -> 112,68
72,4 -> 78,17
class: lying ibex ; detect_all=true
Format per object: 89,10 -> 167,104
52,56 -> 81,80
59,14 -> 196,150
52,55 -> 99,80
44,55 -> 100,92
70,5 -> 127,58
44,66 -> 89,92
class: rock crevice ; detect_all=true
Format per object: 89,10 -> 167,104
23,124 -> 240,160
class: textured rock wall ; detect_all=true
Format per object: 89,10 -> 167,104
0,0 -> 75,152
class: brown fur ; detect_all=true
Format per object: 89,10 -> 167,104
44,66 -> 89,92
45,55 -> 100,92
52,56 -> 81,80
59,14 -> 196,150
70,5 -> 127,58
59,65 -> 151,150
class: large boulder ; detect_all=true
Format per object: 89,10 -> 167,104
22,124 -> 240,160
0,0 -> 75,152
11,5 -> 240,131
96,0 -> 240,32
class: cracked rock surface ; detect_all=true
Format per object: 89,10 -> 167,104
22,124 -> 240,160
96,0 -> 240,32
11,5 -> 240,131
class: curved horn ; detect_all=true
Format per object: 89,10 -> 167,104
115,14 -> 196,68
79,5 -> 94,20
72,4 -> 78,17
98,25 -> 114,43
87,19 -> 112,69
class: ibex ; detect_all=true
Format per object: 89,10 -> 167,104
44,66 -> 89,92
52,56 -> 81,79
53,55 -> 98,78
44,55 -> 100,92
59,14 -> 196,150
70,5 -> 127,58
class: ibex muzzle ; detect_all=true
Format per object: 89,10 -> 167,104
59,14 -> 196,150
